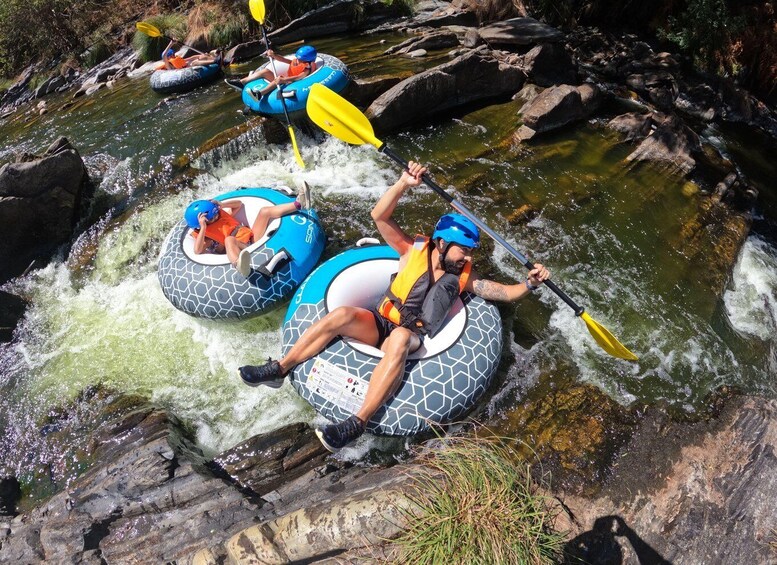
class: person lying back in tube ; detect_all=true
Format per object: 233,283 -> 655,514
183,182 -> 310,278
161,40 -> 224,70
238,162 -> 550,452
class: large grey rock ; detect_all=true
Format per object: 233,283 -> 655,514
559,396 -> 777,565
384,29 -> 460,55
268,0 -> 406,45
0,405 -> 264,563
212,422 -> 327,496
225,40 -> 266,64
0,137 -> 92,283
478,17 -> 564,48
344,75 -> 405,108
515,83 -> 601,141
521,42 -> 577,86
0,290 -> 26,343
225,466 -> 424,563
33,75 -> 66,98
607,111 -> 654,140
0,66 -> 35,112
366,46 -> 525,134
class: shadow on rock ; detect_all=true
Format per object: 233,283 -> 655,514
564,515 -> 672,565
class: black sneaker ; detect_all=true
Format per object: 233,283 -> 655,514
224,78 -> 244,91
245,89 -> 263,104
315,415 -> 366,452
239,358 -> 285,388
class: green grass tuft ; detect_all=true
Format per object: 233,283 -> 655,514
207,14 -> 249,49
393,435 -> 565,564
132,14 -> 188,63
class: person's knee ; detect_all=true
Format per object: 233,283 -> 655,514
324,306 -> 358,328
384,327 -> 416,356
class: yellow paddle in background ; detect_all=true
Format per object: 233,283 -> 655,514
248,0 -> 306,169
306,83 -> 638,361
135,22 -> 207,56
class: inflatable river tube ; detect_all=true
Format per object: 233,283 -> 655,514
282,242 -> 503,436
150,63 -> 221,94
158,187 -> 326,319
242,53 -> 349,115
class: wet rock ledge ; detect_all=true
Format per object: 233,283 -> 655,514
0,398 -> 419,564
2,390 -> 777,563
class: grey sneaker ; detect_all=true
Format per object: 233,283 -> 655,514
315,415 -> 365,452
236,248 -> 251,277
296,181 -> 311,210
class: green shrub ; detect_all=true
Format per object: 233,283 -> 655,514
207,14 -> 249,48
393,435 -> 565,564
659,0 -> 745,73
81,40 -> 113,69
0,0 -> 84,76
132,14 -> 188,63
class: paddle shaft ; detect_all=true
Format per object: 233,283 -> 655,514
259,26 -> 295,127
380,145 -> 586,317
167,38 -> 206,56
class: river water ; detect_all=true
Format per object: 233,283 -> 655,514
1,32 -> 776,504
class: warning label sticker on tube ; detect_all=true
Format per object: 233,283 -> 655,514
308,358 -> 368,415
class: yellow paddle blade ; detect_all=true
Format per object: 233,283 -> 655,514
135,22 -> 163,38
248,0 -> 266,24
306,84 -> 383,149
580,311 -> 638,361
288,126 -> 305,169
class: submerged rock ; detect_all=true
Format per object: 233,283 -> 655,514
514,83 -> 601,141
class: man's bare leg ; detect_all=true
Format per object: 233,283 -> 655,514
316,326 -> 420,451
279,306 -> 379,374
355,327 -> 420,423
238,306 -> 379,387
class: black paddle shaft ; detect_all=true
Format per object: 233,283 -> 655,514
380,145 -> 585,317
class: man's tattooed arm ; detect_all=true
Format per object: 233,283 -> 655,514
472,279 -> 512,302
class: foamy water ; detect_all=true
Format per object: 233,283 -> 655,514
724,236 -> 777,340
0,133 -> 398,476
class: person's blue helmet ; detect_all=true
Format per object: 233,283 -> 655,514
295,45 -> 317,62
432,213 -> 480,248
162,48 -> 176,59
184,200 -> 219,229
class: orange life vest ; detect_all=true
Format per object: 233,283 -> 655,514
287,58 -> 312,78
169,56 -> 188,69
377,235 -> 471,331
191,212 -> 253,245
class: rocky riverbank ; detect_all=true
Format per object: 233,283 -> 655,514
1,1 -> 776,562
1,386 -> 776,563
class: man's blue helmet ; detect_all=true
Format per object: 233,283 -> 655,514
163,48 -> 176,58
295,45 -> 317,62
184,200 -> 219,229
432,213 -> 480,248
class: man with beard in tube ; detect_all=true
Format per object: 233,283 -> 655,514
238,162 -> 550,451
